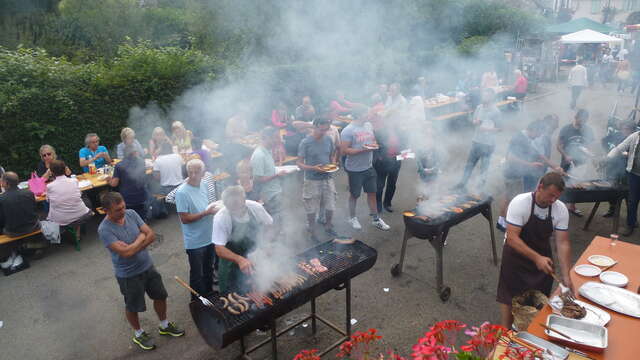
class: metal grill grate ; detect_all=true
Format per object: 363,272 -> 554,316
190,240 -> 377,349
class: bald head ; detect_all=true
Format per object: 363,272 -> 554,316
2,171 -> 19,189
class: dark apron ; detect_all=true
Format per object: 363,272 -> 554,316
497,192 -> 554,304
218,211 -> 259,294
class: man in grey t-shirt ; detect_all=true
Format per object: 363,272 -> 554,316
455,88 -> 501,191
340,108 -> 390,231
297,118 -> 338,241
98,192 -> 184,351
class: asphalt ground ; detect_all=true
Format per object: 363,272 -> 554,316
1,82 -> 638,360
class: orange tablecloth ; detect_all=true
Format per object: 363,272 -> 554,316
527,236 -> 640,359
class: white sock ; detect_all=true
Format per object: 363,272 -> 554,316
498,217 -> 506,227
159,319 -> 169,329
134,328 -> 145,337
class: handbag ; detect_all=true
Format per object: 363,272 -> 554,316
27,172 -> 47,196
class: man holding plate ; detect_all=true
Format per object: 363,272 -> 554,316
297,117 -> 338,241
496,172 -> 575,329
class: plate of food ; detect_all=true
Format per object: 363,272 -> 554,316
275,165 -> 300,174
319,163 -> 339,173
362,143 -> 379,150
549,294 -> 611,326
402,211 -> 416,217
588,255 -> 615,267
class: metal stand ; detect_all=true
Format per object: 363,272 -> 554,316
582,197 -> 623,234
391,203 -> 498,302
238,280 -> 352,359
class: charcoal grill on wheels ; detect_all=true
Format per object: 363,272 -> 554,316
189,240 -> 377,360
560,182 -> 628,234
391,196 -> 498,302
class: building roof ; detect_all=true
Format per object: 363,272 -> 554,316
545,17 -> 618,35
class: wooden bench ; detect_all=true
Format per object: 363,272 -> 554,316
433,111 -> 471,122
212,172 -> 231,182
0,229 -> 43,246
281,156 -> 298,165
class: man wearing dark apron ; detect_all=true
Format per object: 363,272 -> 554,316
213,186 -> 273,294
496,172 -> 575,328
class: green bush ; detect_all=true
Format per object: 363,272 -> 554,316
0,42 -> 220,177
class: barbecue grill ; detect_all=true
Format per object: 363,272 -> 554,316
391,194 -> 497,301
561,180 -> 628,234
190,240 -> 377,359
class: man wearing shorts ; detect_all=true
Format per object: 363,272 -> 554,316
99,192 -> 184,351
298,118 -> 338,241
340,107 -> 390,231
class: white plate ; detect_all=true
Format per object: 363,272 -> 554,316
275,165 -> 300,174
549,296 -> 611,326
599,271 -> 628,287
588,255 -> 615,267
574,264 -> 601,277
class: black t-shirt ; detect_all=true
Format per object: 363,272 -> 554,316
558,124 -> 594,165
0,189 -> 39,235
113,157 -> 147,206
36,159 -> 69,178
505,131 -> 540,179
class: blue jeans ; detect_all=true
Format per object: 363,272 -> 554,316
628,172 -> 640,227
186,244 -> 216,300
460,142 -> 494,189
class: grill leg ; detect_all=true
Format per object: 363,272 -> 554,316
583,202 -> 600,231
435,232 -> 444,293
392,228 -> 411,276
613,197 -> 623,234
346,280 -> 352,337
484,205 -> 498,265
270,318 -> 278,360
311,297 -> 317,335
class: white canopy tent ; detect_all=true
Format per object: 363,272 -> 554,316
559,29 -> 623,44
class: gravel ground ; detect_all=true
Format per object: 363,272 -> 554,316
1,82 -> 638,360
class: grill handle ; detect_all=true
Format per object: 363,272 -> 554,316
175,276 -> 203,298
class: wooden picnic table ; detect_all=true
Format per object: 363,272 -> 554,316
525,236 -> 640,360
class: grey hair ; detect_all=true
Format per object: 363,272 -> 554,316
120,127 -> 135,142
221,185 -> 246,207
186,158 -> 205,174
84,133 -> 99,146
39,144 -> 57,159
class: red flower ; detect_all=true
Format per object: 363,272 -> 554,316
294,349 -> 321,360
337,328 -> 383,358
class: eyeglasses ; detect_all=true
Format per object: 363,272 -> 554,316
42,153 -> 53,157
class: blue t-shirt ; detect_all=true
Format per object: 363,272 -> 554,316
99,210 -> 153,278
113,156 -> 147,206
341,122 -> 376,172
79,145 -> 109,172
175,182 -> 213,250
298,134 -> 334,180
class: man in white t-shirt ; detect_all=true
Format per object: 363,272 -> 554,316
213,185 -> 273,294
496,172 -> 574,329
151,142 -> 184,218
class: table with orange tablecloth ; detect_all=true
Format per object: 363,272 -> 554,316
527,236 -> 640,359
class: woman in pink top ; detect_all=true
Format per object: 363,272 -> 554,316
46,160 -> 92,233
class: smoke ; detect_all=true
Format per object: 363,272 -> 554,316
123,1 -> 592,290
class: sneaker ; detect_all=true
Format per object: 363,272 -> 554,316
158,322 -> 185,337
325,227 -> 338,237
0,253 -> 15,270
348,217 -> 362,230
372,218 -> 390,231
132,332 -> 156,351
11,254 -> 23,269
316,214 -> 327,225
622,226 -> 635,237
602,208 -> 615,218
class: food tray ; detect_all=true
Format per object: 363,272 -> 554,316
549,296 -> 611,326
579,281 -> 640,318
545,315 -> 607,351
515,332 -> 570,359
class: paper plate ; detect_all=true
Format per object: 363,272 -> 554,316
599,271 -> 629,287
588,255 -> 615,267
574,264 -> 601,277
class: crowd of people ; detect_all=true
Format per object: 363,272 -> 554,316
1,68 -> 640,351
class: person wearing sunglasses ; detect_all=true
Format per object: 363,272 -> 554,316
36,144 -> 71,181
79,133 -> 111,173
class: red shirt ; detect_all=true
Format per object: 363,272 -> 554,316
514,76 -> 528,94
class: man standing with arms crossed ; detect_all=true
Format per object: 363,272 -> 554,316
99,192 -> 184,351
